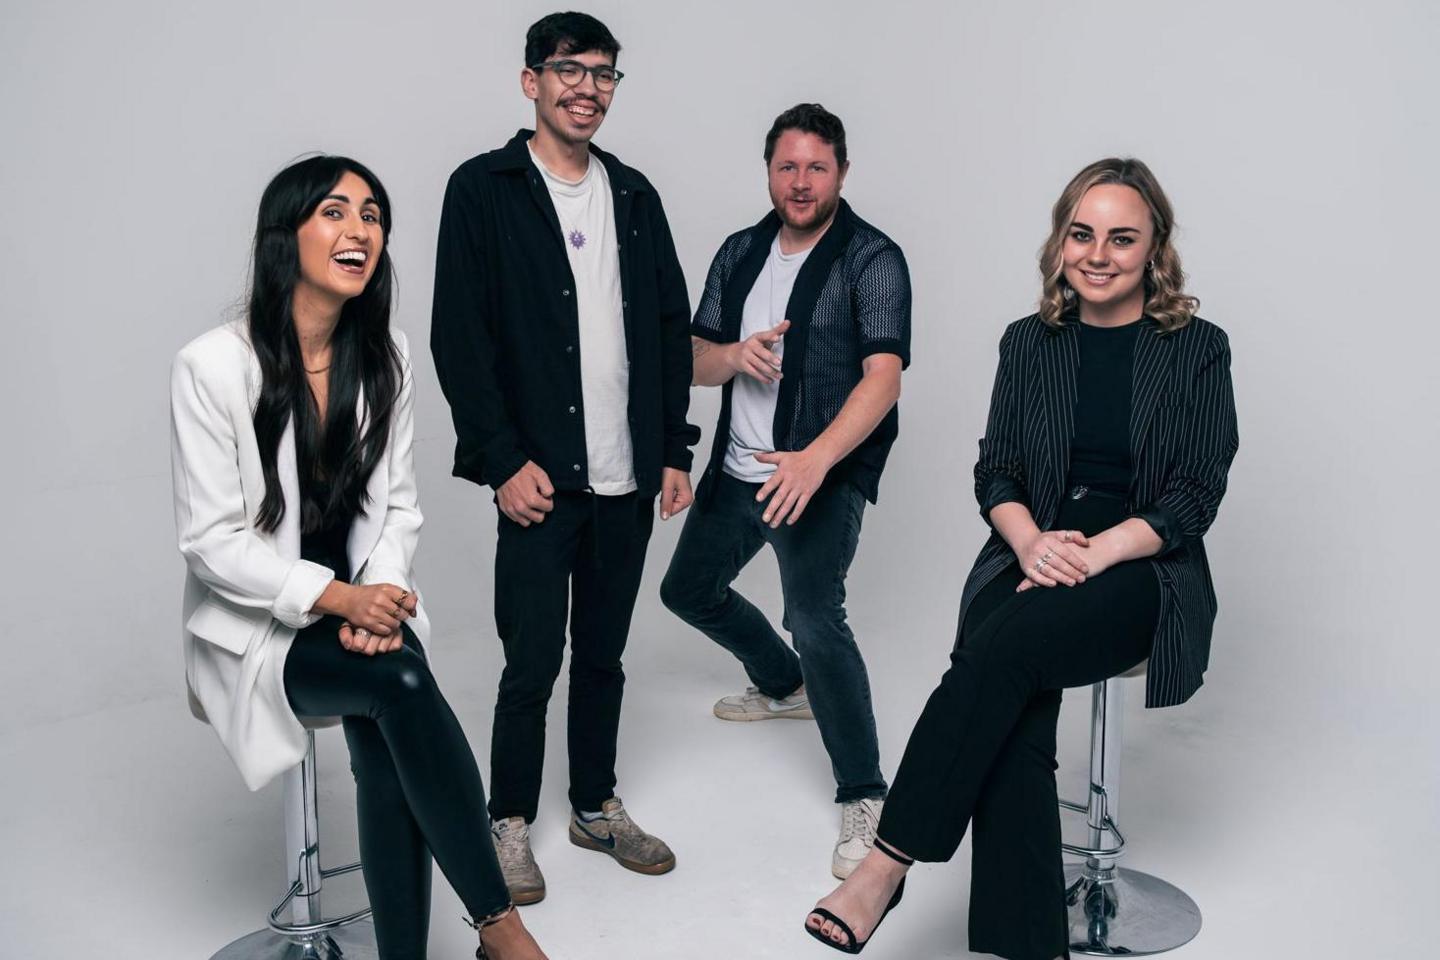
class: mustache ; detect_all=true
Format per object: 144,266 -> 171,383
559,94 -> 605,113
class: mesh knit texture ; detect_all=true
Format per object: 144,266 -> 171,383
693,205 -> 911,499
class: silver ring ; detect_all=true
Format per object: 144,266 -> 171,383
1062,531 -> 1072,543
356,628 -> 370,638
1042,550 -> 1054,563
1036,557 -> 1049,570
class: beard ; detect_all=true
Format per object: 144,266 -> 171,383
774,189 -> 840,234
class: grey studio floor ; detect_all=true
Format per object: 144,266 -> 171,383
4,505 -> 1420,960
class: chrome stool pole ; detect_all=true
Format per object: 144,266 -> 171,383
1060,674 -> 1202,956
210,732 -> 377,960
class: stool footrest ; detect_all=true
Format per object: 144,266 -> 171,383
1058,797 -> 1127,859
268,861 -> 372,936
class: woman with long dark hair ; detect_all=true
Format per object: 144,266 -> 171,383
170,155 -> 547,960
803,158 -> 1239,958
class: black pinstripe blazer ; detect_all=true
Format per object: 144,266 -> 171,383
962,313 -> 1239,707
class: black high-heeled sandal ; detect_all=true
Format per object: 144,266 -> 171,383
804,838 -> 914,955
464,904 -> 516,960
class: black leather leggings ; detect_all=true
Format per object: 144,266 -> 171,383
284,618 -> 508,960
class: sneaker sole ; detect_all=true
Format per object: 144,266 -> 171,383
510,885 -> 546,906
712,705 -> 815,721
568,828 -> 677,875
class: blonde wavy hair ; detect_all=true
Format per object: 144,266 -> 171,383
1038,158 -> 1198,332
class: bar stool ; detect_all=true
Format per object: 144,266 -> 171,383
1058,665 -> 1202,956
210,730 -> 378,960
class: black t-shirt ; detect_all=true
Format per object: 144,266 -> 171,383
1067,320 -> 1141,496
299,477 -> 354,584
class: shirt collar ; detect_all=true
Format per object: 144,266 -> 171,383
494,129 -> 647,193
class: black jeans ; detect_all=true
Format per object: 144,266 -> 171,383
660,472 -> 886,802
489,490 -> 654,821
877,494 -> 1160,960
284,618 -> 509,960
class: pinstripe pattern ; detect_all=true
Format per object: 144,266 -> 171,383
963,314 -> 1238,707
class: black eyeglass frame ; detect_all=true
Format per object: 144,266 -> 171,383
527,59 -> 625,90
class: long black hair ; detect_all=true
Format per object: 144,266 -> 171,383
247,155 -> 402,533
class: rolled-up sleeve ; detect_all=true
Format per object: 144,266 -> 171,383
974,323 -> 1030,523
1130,328 -> 1239,555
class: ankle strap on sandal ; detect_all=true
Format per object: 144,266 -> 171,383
874,837 -> 914,866
462,904 -> 515,931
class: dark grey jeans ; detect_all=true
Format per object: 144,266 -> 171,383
660,471 -> 887,802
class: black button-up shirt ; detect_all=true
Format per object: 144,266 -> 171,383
431,130 -> 699,496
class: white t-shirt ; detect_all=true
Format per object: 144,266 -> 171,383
723,236 -> 812,482
529,145 -> 636,496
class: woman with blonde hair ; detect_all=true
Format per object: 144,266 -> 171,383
804,157 -> 1238,958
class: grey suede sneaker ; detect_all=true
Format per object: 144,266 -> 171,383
712,684 -> 814,721
832,797 -> 883,879
491,816 -> 546,905
568,797 -> 676,875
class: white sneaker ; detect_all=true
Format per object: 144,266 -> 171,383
832,797 -> 883,879
712,684 -> 814,721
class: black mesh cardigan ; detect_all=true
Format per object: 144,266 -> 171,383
690,200 -> 912,503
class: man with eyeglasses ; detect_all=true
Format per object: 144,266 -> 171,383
431,11 -> 698,905
660,103 -> 911,880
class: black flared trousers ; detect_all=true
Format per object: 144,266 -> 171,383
285,619 -> 509,960
877,494 -> 1160,960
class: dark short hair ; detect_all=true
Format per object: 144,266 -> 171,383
763,103 -> 847,168
525,11 -> 621,65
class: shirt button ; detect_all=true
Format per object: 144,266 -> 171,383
565,345 -> 574,354
622,300 -> 628,309
562,289 -> 571,297
572,464 -> 582,472
568,405 -> 577,413
631,229 -> 638,236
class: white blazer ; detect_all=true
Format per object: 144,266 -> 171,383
169,321 -> 429,790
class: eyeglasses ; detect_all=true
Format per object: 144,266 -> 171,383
529,59 -> 624,92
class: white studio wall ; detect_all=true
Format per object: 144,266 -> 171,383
1,1 -> 1435,956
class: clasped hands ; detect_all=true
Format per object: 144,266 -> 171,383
327,581 -> 418,655
1014,529 -> 1112,593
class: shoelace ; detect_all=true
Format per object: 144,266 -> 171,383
840,801 -> 879,843
494,823 -> 532,870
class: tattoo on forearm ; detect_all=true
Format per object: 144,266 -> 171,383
691,339 -> 712,359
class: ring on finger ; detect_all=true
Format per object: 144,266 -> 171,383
1036,558 -> 1049,570
1062,531 -> 1072,543
1041,549 -> 1054,563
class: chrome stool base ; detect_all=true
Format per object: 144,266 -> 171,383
209,919 -> 378,960
1065,865 -> 1202,956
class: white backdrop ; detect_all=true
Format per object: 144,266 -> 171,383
1,1 -> 1435,956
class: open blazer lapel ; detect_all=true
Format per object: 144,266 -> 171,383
1128,319 -> 1173,465
1032,322 -> 1079,528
